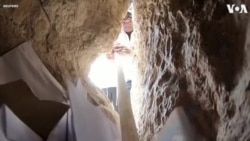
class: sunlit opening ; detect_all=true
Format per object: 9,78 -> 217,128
88,52 -> 134,88
88,54 -> 118,88
88,2 -> 141,122
88,3 -> 134,89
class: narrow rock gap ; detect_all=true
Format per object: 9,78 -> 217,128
0,0 -> 250,141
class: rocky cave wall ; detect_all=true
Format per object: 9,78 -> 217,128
1,0 -> 250,141
134,0 -> 250,140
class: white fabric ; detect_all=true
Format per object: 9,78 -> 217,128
0,41 -> 121,141
114,31 -> 135,49
3,105 -> 43,141
156,107 -> 199,141
128,3 -> 133,14
0,106 -> 8,141
67,79 -> 121,141
0,41 -> 66,103
0,104 -> 75,141
47,109 -> 73,141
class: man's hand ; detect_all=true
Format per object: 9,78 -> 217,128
106,44 -> 133,60
113,46 -> 132,56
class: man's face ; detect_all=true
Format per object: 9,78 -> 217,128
122,12 -> 133,33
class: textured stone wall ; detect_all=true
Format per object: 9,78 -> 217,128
134,0 -> 250,140
1,0 -> 250,140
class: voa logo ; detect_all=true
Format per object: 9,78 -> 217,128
226,4 -> 248,14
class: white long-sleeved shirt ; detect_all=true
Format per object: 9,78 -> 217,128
114,30 -> 135,49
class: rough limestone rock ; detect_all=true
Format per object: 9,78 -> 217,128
1,0 -> 250,141
0,0 -> 130,126
134,0 -> 250,140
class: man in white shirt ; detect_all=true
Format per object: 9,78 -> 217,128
107,10 -> 134,87
107,9 -> 134,59
101,9 -> 135,111
114,11 -> 134,50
